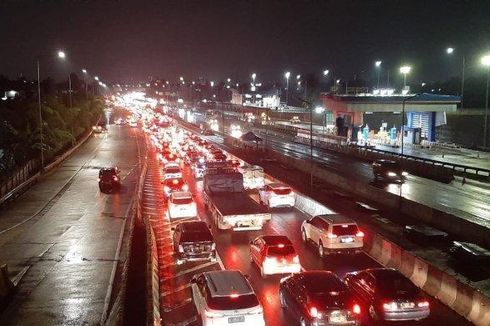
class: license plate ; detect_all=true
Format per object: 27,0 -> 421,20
401,302 -> 415,309
341,237 -> 353,243
228,316 -> 245,323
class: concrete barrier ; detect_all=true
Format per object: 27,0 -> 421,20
364,232 -> 490,326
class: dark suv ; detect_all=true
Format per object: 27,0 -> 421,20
172,221 -> 216,264
98,167 -> 121,192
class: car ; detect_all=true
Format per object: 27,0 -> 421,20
172,221 -> 216,264
259,183 -> 295,209
301,214 -> 364,257
98,167 -> 121,192
279,271 -> 362,326
168,191 -> 197,219
161,152 -> 180,165
191,270 -> 265,326
93,122 -> 107,133
163,164 -> 182,180
249,235 -> 301,277
162,177 -> 189,198
192,160 -> 206,179
343,268 -> 430,322
290,116 -> 301,124
372,159 -> 407,182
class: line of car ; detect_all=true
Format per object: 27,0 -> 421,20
140,109 -> 432,326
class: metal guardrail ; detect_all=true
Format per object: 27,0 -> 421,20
0,160 -> 38,202
361,146 -> 490,178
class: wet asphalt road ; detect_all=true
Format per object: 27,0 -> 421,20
0,125 -> 142,325
146,129 -> 471,326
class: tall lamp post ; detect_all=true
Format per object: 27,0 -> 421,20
375,60 -> 382,89
37,50 -> 67,170
400,65 -> 411,89
323,69 -> 329,92
284,71 -> 290,107
82,69 -> 89,99
482,54 -> 490,148
446,47 -> 466,108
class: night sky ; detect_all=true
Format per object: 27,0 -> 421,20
1,0 -> 489,85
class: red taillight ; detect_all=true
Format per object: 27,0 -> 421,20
327,233 -> 337,239
113,176 -> 118,181
417,300 -> 429,308
172,179 -> 179,184
309,306 -> 318,318
353,304 -> 361,314
278,243 -> 285,248
356,231 -> 365,237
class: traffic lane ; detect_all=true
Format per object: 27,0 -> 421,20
0,131 -> 106,247
262,133 -> 490,224
0,125 -> 142,326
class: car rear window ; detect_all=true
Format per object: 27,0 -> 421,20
100,169 -> 115,177
304,274 -> 346,293
272,187 -> 292,195
165,167 -> 181,174
332,224 -> 359,236
267,245 -> 295,256
207,293 -> 259,310
378,275 -> 418,296
172,197 -> 193,205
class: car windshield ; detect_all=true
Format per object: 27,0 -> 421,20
100,169 -> 116,177
207,293 -> 259,310
172,197 -> 193,205
267,245 -> 295,256
332,224 -> 359,236
272,187 -> 291,195
304,274 -> 346,294
378,274 -> 419,296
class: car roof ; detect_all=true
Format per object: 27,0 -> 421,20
171,191 -> 192,199
317,214 -> 355,225
268,182 -> 290,189
181,220 -> 208,232
260,235 -> 293,246
204,270 -> 253,297
363,268 -> 401,279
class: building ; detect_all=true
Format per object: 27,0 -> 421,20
320,92 -> 461,145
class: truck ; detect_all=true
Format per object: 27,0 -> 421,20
240,164 -> 265,190
203,163 -> 271,231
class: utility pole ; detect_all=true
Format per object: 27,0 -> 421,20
37,59 -> 44,170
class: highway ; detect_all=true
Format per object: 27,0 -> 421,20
0,125 -> 143,325
143,127 -> 471,326
243,124 -> 490,229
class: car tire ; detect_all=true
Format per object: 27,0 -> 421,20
302,230 -> 308,243
369,304 -> 379,321
260,266 -> 267,278
300,317 -> 307,326
279,291 -> 287,309
318,240 -> 325,258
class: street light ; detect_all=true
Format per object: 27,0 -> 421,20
227,78 -> 231,83
375,60 -> 382,89
323,69 -> 329,76
399,66 -> 411,88
37,50 -> 67,170
210,81 -> 214,87
482,54 -> 490,147
446,47 -> 466,108
82,68 -> 87,74
81,69 -> 88,99
94,76 -> 99,81
285,71 -> 290,106
251,73 -> 256,85
296,74 -> 301,80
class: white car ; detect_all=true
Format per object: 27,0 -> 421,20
301,214 -> 364,257
259,183 -> 295,209
191,270 -> 265,326
192,162 -> 206,179
168,191 -> 197,219
163,163 -> 182,180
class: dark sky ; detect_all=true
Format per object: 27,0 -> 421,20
1,0 -> 489,85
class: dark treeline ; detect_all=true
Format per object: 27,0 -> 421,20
0,75 -> 104,181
